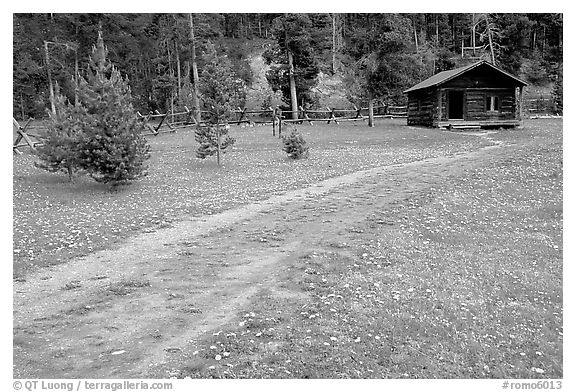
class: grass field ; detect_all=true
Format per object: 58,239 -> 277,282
145,119 -> 562,379
13,119 -> 492,277
12,118 -> 562,380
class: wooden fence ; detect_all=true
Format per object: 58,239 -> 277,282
524,95 -> 561,118
135,104 -> 408,137
13,118 -> 45,154
13,104 -> 408,153
266,104 -> 407,136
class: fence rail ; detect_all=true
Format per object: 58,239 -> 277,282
523,95 -> 560,117
135,104 -> 408,137
13,104 -> 409,153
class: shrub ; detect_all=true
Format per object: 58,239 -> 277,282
282,128 -> 309,159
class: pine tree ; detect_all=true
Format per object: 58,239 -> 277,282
282,128 -> 309,159
34,93 -> 88,181
195,125 -> 235,160
76,30 -> 151,187
195,45 -> 245,165
552,65 -> 563,114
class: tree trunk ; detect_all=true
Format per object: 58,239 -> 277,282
74,50 -> 79,106
175,41 -> 181,97
368,96 -> 374,127
216,116 -> 221,166
44,41 -> 56,115
189,14 -> 201,124
472,13 -> 476,57
67,165 -> 74,182
542,25 -> 546,53
74,24 -> 79,106
167,40 -> 173,117
20,92 -> 25,120
258,15 -> 262,38
287,49 -> 298,120
485,15 -> 496,64
413,19 -> 419,53
331,14 -> 337,74
435,14 -> 439,45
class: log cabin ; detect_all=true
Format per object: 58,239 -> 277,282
404,60 -> 528,129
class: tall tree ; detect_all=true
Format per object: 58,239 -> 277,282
76,30 -> 151,187
330,14 -> 342,74
13,13 -> 563,120
195,45 -> 245,165
189,13 -> 201,123
344,14 -> 421,126
264,14 -> 322,115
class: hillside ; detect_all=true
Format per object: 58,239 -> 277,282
243,42 -> 353,111
13,13 -> 562,118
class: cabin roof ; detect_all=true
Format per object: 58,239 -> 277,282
404,60 -> 528,94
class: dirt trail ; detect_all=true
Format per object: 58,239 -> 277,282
13,134 -> 516,378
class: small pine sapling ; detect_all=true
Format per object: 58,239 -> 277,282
282,128 -> 309,159
195,125 -> 235,160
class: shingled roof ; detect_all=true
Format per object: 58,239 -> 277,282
404,60 -> 527,93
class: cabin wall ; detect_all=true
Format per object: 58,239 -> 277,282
407,88 -> 438,126
437,87 -> 517,122
464,88 -> 516,121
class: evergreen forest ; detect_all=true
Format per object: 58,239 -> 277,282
13,13 -> 563,120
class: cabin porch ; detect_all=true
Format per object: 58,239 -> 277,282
437,119 -> 521,130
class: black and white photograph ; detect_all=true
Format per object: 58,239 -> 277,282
10,8 -> 565,389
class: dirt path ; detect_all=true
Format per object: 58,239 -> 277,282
13,133 -> 519,378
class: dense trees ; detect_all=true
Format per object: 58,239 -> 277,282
263,14 -> 324,116
341,14 -> 422,126
35,30 -> 151,187
13,13 -> 562,120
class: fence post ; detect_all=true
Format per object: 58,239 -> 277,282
278,108 -> 283,138
13,118 -> 37,153
237,106 -> 248,125
353,104 -> 365,120
300,105 -> 313,125
327,107 -> 339,124
270,107 -> 276,136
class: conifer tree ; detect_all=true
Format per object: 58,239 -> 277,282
195,45 -> 245,165
34,93 -> 88,181
552,64 -> 563,114
76,31 -> 151,187
282,127 -> 309,159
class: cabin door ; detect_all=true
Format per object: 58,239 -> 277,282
448,90 -> 464,119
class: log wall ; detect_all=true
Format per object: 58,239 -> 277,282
407,88 -> 438,126
464,88 -> 516,121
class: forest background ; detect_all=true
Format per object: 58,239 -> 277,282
12,13 -> 563,120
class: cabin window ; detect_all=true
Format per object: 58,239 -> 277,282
486,95 -> 500,112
